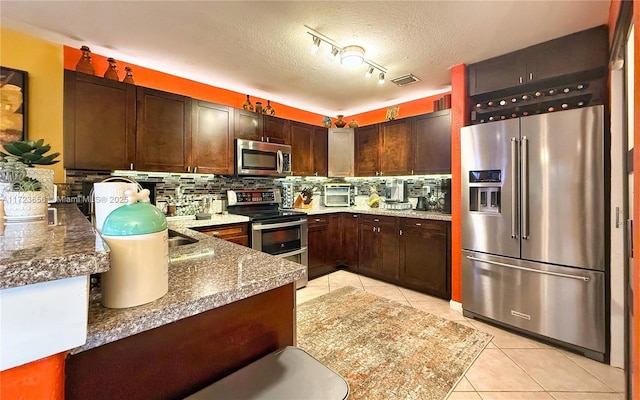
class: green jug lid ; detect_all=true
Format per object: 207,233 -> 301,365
102,189 -> 168,236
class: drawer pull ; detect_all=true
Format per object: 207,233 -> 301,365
211,231 -> 220,237
374,218 -> 380,222
415,223 -> 421,226
315,218 -> 321,222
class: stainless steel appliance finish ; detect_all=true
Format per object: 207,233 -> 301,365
235,139 -> 292,177
327,128 -> 354,177
461,105 -> 606,361
384,178 -> 408,203
227,189 -> 308,288
323,184 -> 351,207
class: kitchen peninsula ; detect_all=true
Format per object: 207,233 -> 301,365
1,204 -> 306,400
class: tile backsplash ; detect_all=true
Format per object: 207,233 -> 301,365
65,170 -> 451,214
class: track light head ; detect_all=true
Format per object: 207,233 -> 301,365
378,72 -> 385,84
311,36 -> 321,54
328,47 -> 340,61
365,66 -> 374,78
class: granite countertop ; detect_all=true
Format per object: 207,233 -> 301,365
301,205 -> 452,221
75,221 -> 305,354
0,204 -> 110,290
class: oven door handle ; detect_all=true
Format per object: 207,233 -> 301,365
251,219 -> 308,231
274,247 -> 308,259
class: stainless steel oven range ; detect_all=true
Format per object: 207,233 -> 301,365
227,189 -> 308,288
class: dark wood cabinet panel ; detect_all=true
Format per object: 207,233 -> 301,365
380,118 -> 412,175
191,100 -> 233,175
354,125 -> 380,176
290,121 -> 313,176
136,87 -> 192,172
358,215 -> 398,280
400,219 -> 450,299
263,115 -> 290,144
340,214 -> 359,269
193,223 -> 249,247
412,110 -> 451,174
307,215 -> 340,279
468,25 -> 608,97
234,109 -> 263,141
63,70 -> 136,170
312,127 -> 328,177
468,51 -> 526,96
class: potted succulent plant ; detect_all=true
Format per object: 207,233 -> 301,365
0,156 -> 48,219
0,139 -> 60,203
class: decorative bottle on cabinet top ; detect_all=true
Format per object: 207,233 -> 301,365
262,100 -> 276,116
122,67 -> 135,84
104,58 -> 119,81
335,115 -> 346,128
75,45 -> 95,75
242,95 -> 254,111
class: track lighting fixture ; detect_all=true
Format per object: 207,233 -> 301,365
365,66 -> 374,78
328,47 -> 340,61
305,25 -> 387,82
311,36 -> 321,54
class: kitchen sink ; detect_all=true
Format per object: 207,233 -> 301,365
167,230 -> 199,248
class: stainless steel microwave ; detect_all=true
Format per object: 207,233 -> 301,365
235,139 -> 292,177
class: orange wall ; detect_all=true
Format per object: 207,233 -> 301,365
0,353 -> 65,400
450,64 -> 468,303
64,46 -> 327,127
346,92 -> 450,126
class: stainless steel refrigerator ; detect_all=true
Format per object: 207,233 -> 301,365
461,105 -> 607,362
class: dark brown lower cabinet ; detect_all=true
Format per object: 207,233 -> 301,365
340,213 -> 359,270
192,223 -> 249,247
307,214 -> 341,279
66,284 -> 294,400
357,215 -> 399,281
400,218 -> 451,299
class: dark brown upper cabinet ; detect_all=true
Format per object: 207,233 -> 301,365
233,109 -> 263,142
136,87 -> 192,172
263,115 -> 291,144
380,118 -> 412,176
191,100 -> 233,175
290,121 -> 327,176
411,110 -> 451,175
63,70 -> 136,170
354,124 -> 380,177
468,25 -> 608,97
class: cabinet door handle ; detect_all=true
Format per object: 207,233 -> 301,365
266,137 -> 270,143
415,223 -> 421,226
193,166 -> 198,173
353,215 -> 358,218
372,226 -> 376,232
130,163 -> 134,170
529,72 -> 533,81
374,218 -> 380,222
377,227 -> 381,233
519,76 -> 523,84
399,229 -> 403,236
315,219 -> 321,222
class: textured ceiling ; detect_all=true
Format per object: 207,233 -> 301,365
1,1 -> 609,116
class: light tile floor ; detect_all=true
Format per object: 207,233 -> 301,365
297,270 -> 626,400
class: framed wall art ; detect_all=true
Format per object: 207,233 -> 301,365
0,66 -> 28,146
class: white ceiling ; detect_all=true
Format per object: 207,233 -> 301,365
1,1 -> 609,116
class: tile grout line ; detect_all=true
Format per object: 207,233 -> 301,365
496,346 -> 547,393
554,349 -> 621,393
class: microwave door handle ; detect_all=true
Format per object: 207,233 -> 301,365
277,150 -> 283,174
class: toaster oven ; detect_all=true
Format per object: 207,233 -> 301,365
323,184 -> 351,207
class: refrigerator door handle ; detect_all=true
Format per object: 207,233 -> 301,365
466,256 -> 590,282
521,136 -> 529,239
511,137 -> 519,238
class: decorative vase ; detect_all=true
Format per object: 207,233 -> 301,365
104,57 -> 119,81
321,116 -> 332,128
335,115 -> 346,128
242,95 -> 254,111
25,168 -> 55,203
3,191 -> 48,219
75,45 -> 95,75
255,101 -> 263,114
122,66 -> 135,84
348,119 -> 359,128
262,100 -> 276,116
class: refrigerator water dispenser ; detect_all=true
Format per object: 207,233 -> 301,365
468,170 -> 502,213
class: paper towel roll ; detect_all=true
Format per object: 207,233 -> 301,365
93,182 -> 138,232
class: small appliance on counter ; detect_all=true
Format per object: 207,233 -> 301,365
281,181 -> 295,209
100,189 -> 169,309
323,183 -> 351,207
384,178 -> 408,203
415,186 -> 430,211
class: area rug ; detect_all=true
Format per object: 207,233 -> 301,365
297,286 -> 492,400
